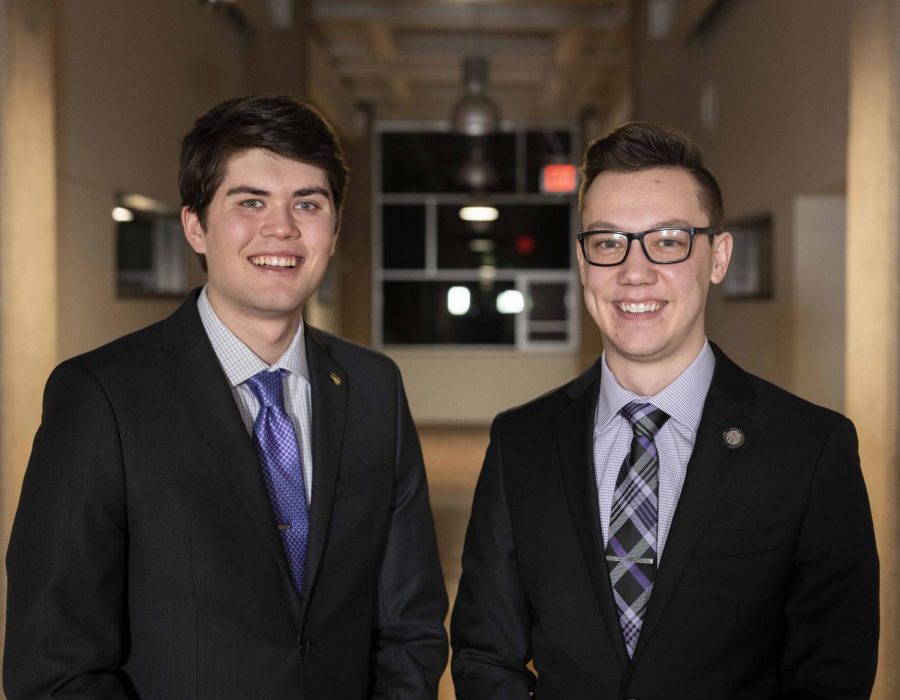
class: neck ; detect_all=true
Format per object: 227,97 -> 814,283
606,344 -> 704,397
231,318 -> 300,366
206,292 -> 301,365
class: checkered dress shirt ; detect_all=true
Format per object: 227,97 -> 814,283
593,341 -> 715,561
197,287 -> 314,503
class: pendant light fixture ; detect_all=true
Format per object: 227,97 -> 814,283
451,55 -> 501,136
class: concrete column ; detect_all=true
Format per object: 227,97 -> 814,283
0,0 -> 57,665
846,1 -> 900,697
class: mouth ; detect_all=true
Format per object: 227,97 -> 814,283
616,301 -> 664,314
249,255 -> 299,269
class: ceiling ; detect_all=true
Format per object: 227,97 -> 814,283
308,0 -> 635,125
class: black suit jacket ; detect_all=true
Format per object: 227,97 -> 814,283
451,345 -> 878,700
5,291 -> 448,699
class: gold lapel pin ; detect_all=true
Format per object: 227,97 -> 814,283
329,372 -> 342,386
723,428 -> 745,449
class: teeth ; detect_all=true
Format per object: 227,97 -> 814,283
618,301 -> 662,314
250,255 -> 297,268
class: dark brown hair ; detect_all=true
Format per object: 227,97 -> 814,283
578,121 -> 723,229
179,94 -> 350,230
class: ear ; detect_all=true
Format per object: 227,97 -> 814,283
329,212 -> 341,257
329,230 -> 339,257
709,231 -> 733,284
182,206 -> 207,255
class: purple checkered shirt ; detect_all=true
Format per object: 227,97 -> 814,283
593,341 -> 715,561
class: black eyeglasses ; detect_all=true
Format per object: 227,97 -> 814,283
576,227 -> 719,266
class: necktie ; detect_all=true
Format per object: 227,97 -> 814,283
245,369 -> 309,595
605,401 -> 670,658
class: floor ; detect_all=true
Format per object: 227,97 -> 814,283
418,424 -> 491,700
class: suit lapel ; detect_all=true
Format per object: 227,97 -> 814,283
631,346 -> 757,662
298,327 -> 348,623
557,362 -> 630,668
162,292 -> 302,625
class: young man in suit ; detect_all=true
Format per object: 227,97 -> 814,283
5,95 -> 448,699
450,122 -> 879,699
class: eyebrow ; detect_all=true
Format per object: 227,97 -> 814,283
583,218 -> 697,231
224,185 -> 331,198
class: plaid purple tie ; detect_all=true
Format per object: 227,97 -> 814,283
605,401 -> 669,658
245,369 -> 309,596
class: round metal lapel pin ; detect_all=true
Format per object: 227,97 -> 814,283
723,428 -> 745,449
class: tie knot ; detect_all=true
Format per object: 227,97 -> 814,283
621,401 -> 669,437
245,369 -> 288,408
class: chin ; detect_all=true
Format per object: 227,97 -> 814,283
251,292 -> 307,315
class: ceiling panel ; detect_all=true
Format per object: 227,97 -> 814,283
309,0 -> 634,123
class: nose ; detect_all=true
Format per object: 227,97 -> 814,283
617,238 -> 657,285
261,204 -> 299,238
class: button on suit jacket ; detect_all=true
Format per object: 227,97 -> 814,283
451,344 -> 878,700
5,290 -> 449,699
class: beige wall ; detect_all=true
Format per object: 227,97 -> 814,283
0,0 -> 58,671
634,0 -> 851,396
56,0 -> 248,359
846,2 -> 900,695
790,195 -> 846,412
390,351 -> 581,425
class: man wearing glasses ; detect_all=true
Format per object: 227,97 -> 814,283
451,122 -> 878,699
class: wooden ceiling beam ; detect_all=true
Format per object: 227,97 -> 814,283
313,1 -> 629,32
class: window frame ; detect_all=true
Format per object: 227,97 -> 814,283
372,121 -> 581,352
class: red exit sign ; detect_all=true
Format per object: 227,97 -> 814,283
540,163 -> 578,193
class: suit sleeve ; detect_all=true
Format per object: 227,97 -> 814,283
779,416 -> 879,699
4,361 -> 138,699
450,419 -> 536,699
369,366 -> 449,700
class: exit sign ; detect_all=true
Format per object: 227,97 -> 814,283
540,163 -> 578,194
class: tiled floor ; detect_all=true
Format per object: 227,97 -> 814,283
419,424 -> 491,700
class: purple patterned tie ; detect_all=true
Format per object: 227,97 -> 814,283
605,401 -> 669,657
245,369 -> 309,596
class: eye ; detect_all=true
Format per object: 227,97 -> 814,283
239,199 -> 264,208
294,200 -> 320,211
651,230 -> 688,249
589,235 -> 623,252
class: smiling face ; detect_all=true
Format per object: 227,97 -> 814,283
183,148 -> 337,334
578,167 -> 732,390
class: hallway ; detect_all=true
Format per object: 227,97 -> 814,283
419,425 -> 490,700
0,2 -> 898,697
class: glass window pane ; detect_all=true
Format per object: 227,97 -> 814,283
382,204 -> 426,269
383,280 -> 516,345
529,283 -> 568,321
437,203 -> 571,269
117,212 -> 188,298
381,132 -> 517,193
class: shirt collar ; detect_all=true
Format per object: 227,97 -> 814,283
595,340 -> 715,436
196,285 -> 310,388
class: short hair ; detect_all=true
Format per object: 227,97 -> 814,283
179,94 -> 349,230
578,121 -> 723,229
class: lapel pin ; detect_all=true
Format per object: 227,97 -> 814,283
329,372 -> 342,386
723,428 -> 745,449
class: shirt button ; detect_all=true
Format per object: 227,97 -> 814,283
299,638 -> 311,654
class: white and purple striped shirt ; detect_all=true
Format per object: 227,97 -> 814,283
593,341 -> 715,561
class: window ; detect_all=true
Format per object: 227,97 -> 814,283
374,126 -> 579,349
115,195 -> 188,298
